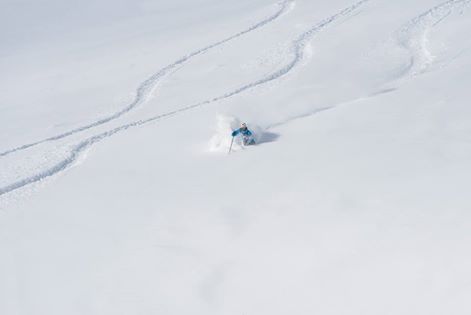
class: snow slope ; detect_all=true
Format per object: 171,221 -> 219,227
1,0 -> 471,314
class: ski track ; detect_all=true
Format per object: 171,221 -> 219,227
269,0 -> 471,134
0,0 -> 292,158
0,0 -> 369,197
396,0 -> 471,76
269,0 -> 471,132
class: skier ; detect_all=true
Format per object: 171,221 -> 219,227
231,122 -> 255,145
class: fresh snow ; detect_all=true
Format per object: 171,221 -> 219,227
1,0 -> 471,314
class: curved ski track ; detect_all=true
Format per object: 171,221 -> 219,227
0,0 -> 292,158
396,0 -> 471,76
0,0 -> 369,197
267,0 -> 471,133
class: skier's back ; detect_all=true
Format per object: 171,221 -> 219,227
232,123 -> 255,145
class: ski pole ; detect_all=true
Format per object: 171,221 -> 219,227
228,136 -> 234,154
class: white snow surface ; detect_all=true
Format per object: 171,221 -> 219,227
1,0 -> 471,314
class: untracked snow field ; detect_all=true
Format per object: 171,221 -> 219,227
1,0 -> 471,314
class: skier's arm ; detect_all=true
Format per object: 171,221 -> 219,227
231,129 -> 240,137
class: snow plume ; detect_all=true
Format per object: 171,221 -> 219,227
209,115 -> 266,153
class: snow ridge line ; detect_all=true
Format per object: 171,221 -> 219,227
396,0 -> 471,75
0,0 -> 292,158
0,0 -> 368,197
